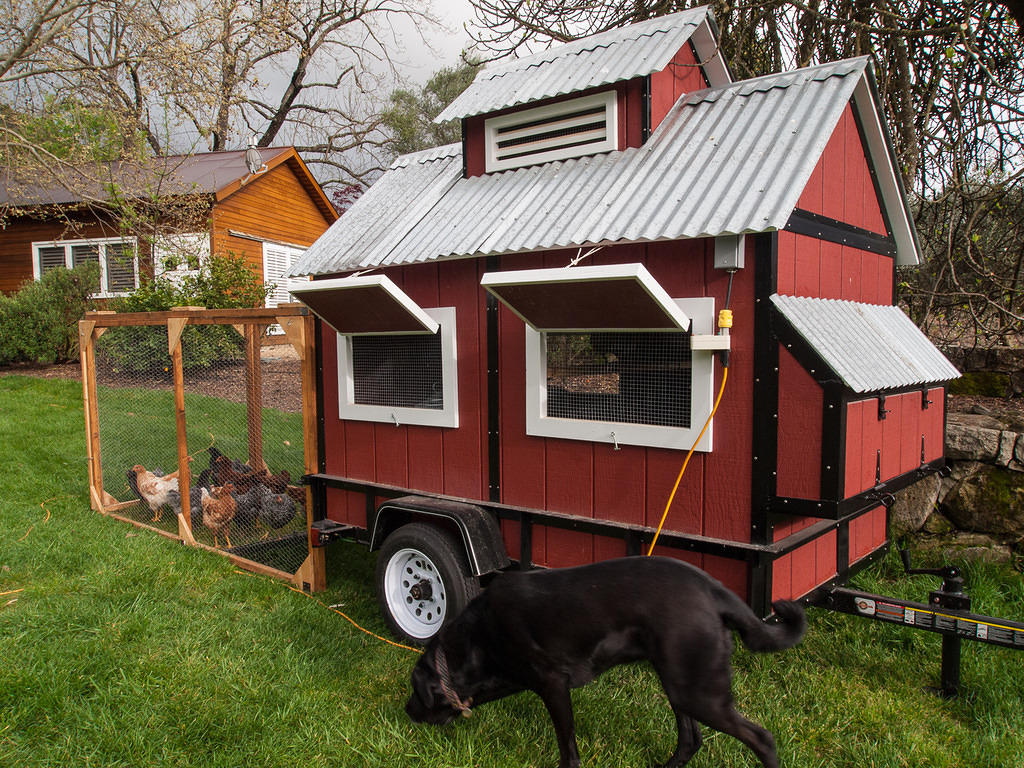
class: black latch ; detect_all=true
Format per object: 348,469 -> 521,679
878,395 -> 890,420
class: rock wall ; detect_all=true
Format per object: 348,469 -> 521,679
891,406 -> 1024,564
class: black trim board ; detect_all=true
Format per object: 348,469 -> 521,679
750,231 -> 780,615
785,209 -> 896,258
303,473 -> 841,566
485,254 -> 501,502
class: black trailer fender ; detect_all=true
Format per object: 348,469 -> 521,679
369,495 -> 511,577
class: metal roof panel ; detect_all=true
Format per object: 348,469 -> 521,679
435,8 -> 710,122
771,294 -> 960,392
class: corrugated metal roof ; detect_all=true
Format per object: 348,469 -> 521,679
435,7 -> 711,122
291,58 -> 880,277
771,294 -> 960,392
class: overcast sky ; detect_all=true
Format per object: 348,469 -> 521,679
386,0 -> 475,84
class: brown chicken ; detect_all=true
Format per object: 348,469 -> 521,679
131,464 -> 180,522
201,482 -> 237,548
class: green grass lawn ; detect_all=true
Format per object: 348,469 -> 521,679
2,373 -> 1023,767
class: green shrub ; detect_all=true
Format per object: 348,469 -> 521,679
98,252 -> 271,373
0,263 -> 99,364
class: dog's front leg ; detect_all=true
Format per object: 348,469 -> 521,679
536,683 -> 580,768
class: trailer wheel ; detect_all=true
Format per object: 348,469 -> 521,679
375,522 -> 479,644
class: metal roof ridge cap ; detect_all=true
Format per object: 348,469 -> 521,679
682,55 -> 868,106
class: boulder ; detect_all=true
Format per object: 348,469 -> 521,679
945,414 -> 1002,461
997,431 -> 1022,471
915,532 -> 1014,565
941,465 -> 1024,538
890,474 -> 941,536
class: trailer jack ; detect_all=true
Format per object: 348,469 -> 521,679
811,548 -> 1024,698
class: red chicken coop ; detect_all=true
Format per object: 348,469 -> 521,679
287,6 -> 959,643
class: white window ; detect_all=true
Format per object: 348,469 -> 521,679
289,275 -> 459,429
263,243 -> 307,335
336,307 -> 459,428
484,91 -> 618,173
263,243 -> 307,310
32,237 -> 139,297
525,298 -> 715,451
482,263 -> 716,452
153,233 -> 210,286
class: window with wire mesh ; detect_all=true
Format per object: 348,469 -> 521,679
545,331 -> 691,428
351,332 -> 444,410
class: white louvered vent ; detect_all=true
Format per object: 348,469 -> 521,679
484,91 -> 618,173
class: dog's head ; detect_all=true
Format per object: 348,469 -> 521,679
406,642 -> 467,725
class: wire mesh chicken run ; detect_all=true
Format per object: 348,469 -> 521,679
79,306 -> 325,592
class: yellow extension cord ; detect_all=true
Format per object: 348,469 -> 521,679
646,356 -> 730,557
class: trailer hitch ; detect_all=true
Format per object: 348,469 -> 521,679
812,547 -> 1024,698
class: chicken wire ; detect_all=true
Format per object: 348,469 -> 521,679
91,319 -> 310,576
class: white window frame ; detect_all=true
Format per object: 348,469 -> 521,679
153,232 -> 210,285
484,90 -> 618,173
525,297 -> 716,452
31,236 -> 139,297
336,306 -> 459,428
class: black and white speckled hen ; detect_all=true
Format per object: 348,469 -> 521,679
255,484 -> 296,530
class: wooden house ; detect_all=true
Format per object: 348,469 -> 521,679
287,7 -> 959,642
0,147 -> 336,306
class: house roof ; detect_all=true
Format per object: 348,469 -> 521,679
291,56 -> 919,278
435,6 -> 725,122
0,147 -> 337,221
771,294 -> 960,392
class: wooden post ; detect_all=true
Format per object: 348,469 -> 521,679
283,311 -> 325,592
79,319 -> 103,511
167,317 -> 196,545
244,323 -> 264,469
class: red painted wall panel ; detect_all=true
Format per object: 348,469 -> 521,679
776,347 -> 823,500
649,44 -> 708,129
796,103 -> 887,236
849,506 -> 886,563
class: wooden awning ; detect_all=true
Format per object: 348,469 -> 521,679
480,263 -> 691,332
290,275 -> 439,335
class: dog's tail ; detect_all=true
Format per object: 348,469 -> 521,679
721,595 -> 807,653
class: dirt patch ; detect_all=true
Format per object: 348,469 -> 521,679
1,349 -> 304,414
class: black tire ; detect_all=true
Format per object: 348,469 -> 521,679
375,522 -> 480,644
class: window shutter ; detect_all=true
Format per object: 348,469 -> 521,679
105,243 -> 137,293
38,246 -> 67,275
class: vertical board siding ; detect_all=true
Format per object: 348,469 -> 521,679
777,231 -> 893,303
649,44 -> 709,129
796,103 -> 887,235
843,391 -> 943,498
849,505 -> 886,563
776,347 -> 823,500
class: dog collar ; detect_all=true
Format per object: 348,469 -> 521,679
435,645 -> 473,717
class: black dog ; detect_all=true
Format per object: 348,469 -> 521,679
406,556 -> 806,768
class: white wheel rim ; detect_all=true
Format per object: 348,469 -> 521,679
384,547 -> 447,640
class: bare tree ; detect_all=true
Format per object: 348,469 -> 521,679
3,0 -> 437,188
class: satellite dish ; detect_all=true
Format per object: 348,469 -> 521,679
245,136 -> 265,176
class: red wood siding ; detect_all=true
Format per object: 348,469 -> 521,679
497,238 -> 755,588
796,103 -> 887,235
649,44 -> 708,130
319,236 -> 757,601
776,231 -> 893,303
772,528 -> 837,602
776,347 -> 823,500
843,388 -> 944,498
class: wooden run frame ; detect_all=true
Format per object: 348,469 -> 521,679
79,305 -> 325,592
